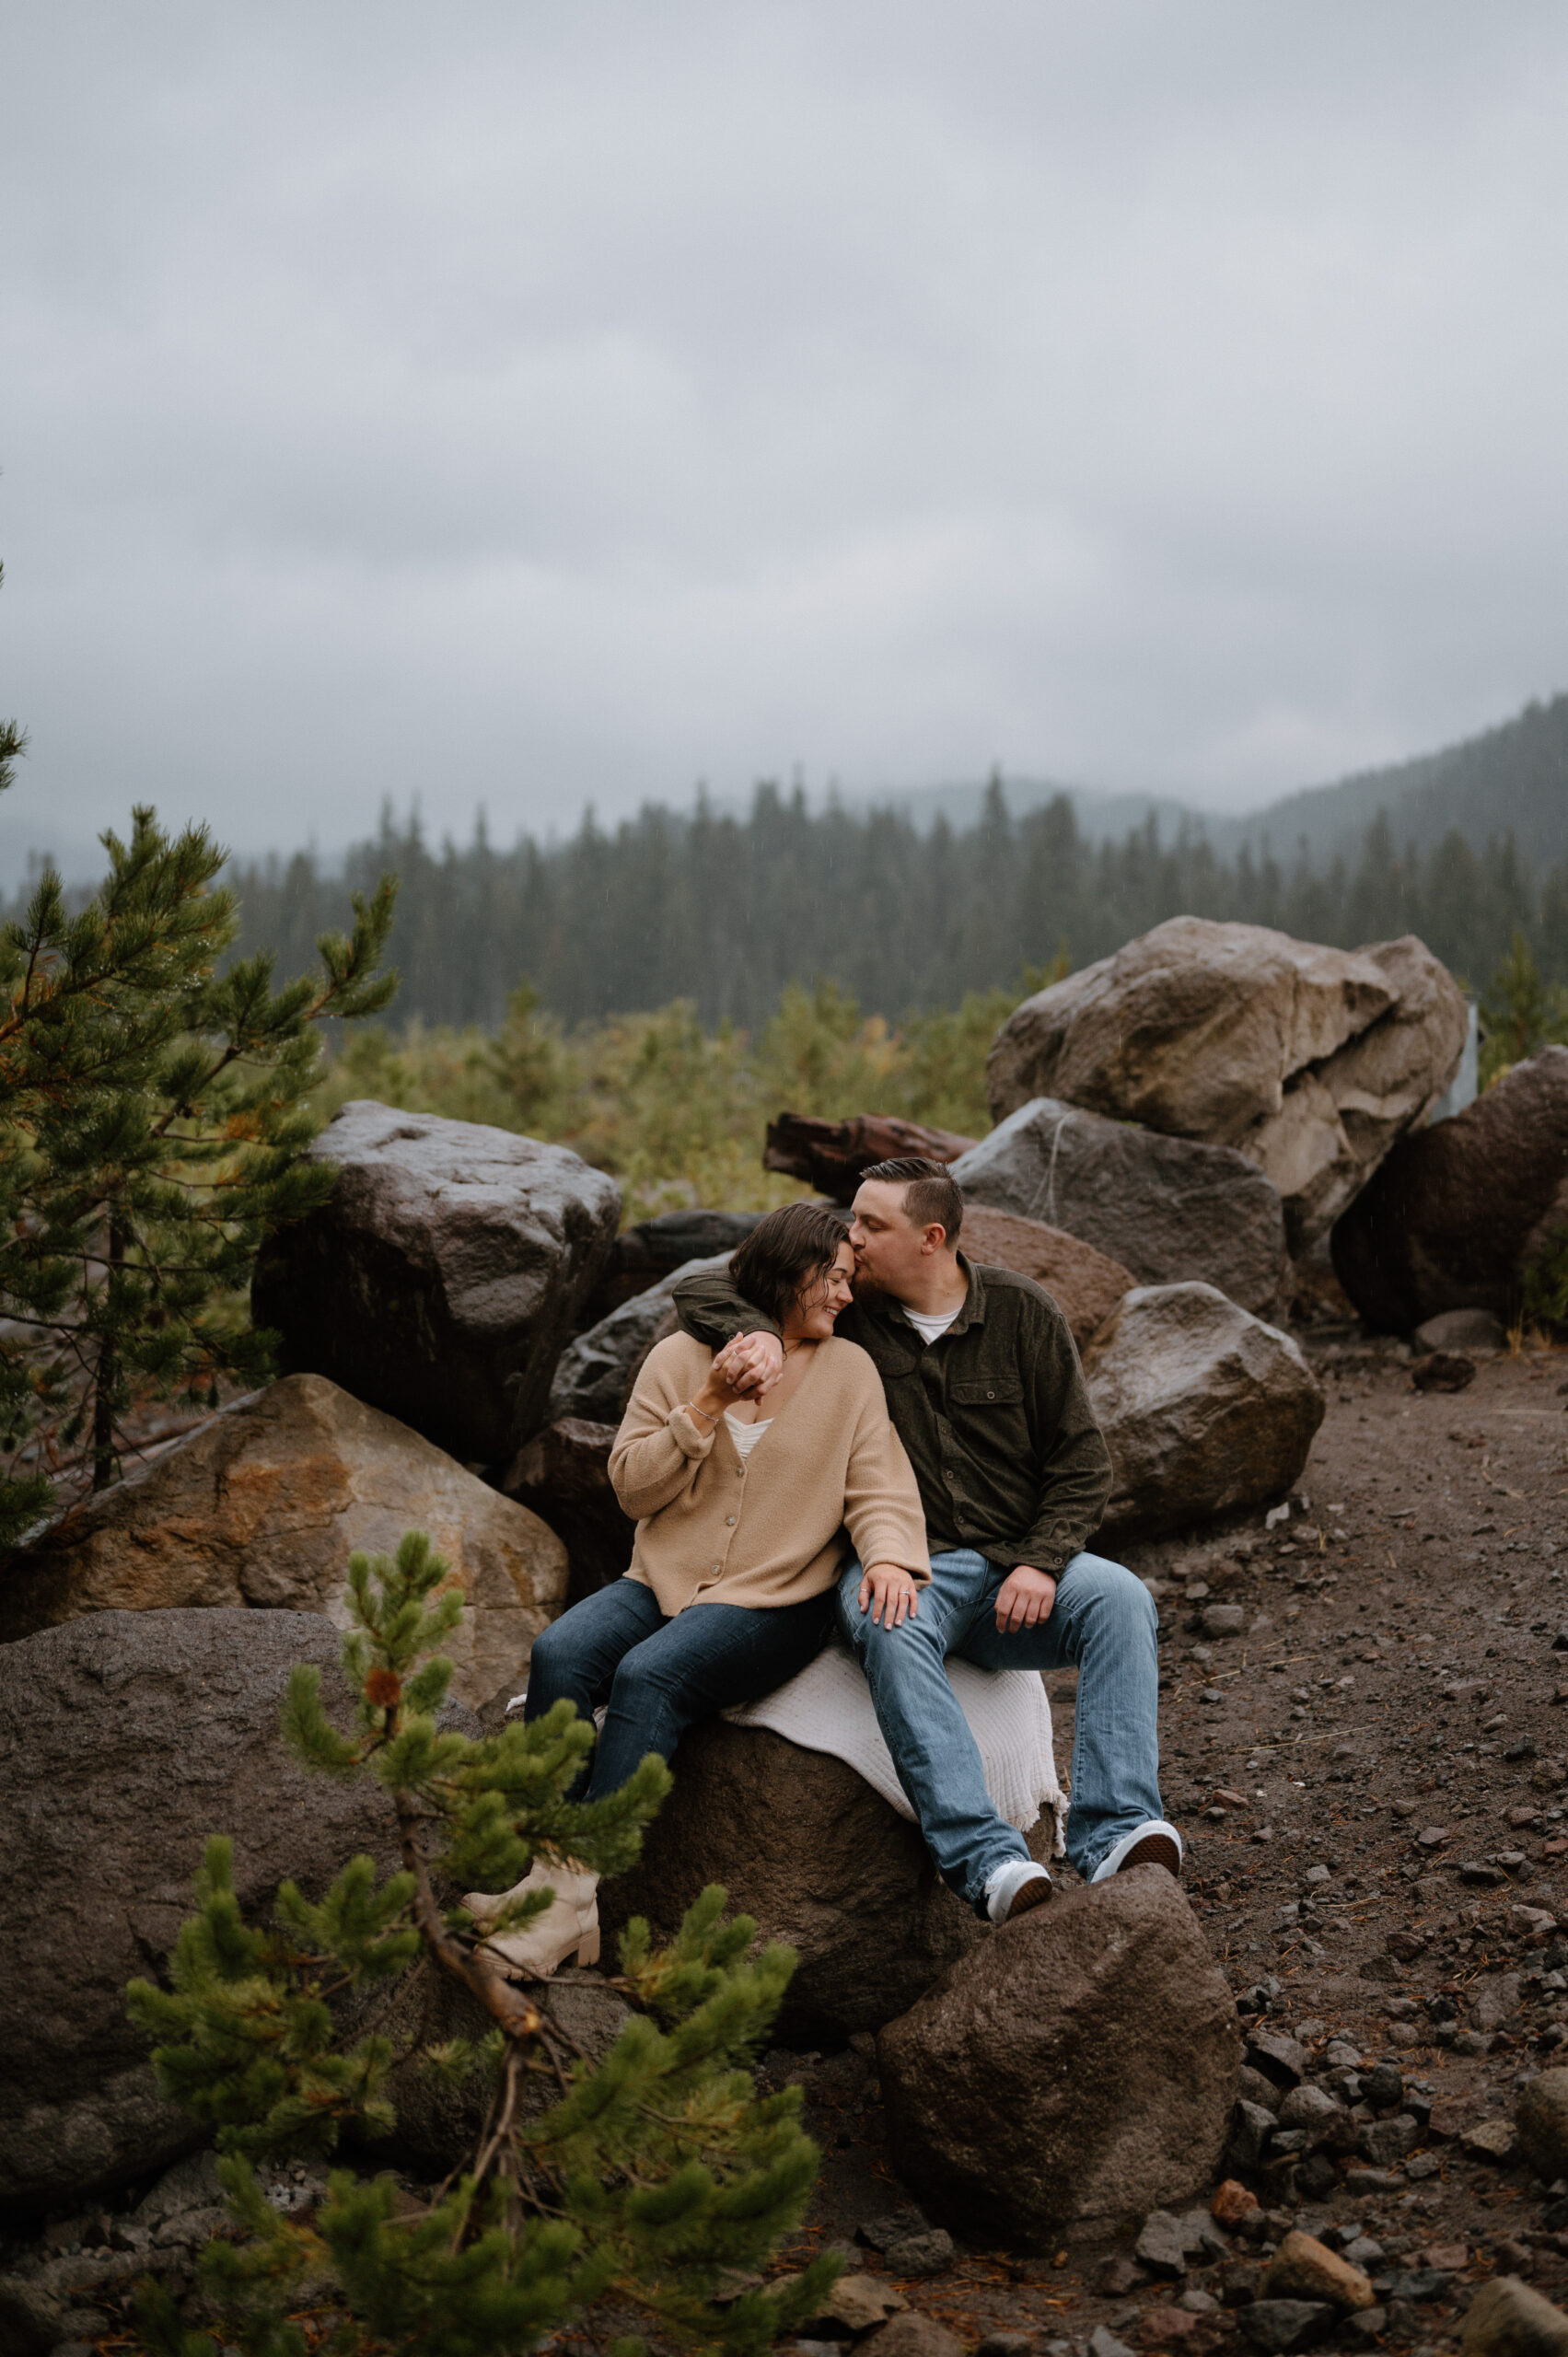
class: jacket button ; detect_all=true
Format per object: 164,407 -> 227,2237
725,1515 -> 737,1527
711,1562 -> 722,1576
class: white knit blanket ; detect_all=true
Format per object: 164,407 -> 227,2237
722,1638 -> 1065,1851
508,1640 -> 1065,1851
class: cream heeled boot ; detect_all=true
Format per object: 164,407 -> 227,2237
463,1859 -> 600,1979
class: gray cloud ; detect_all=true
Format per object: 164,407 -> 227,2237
3,0 -> 1567,880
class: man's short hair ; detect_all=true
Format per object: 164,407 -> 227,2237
857,1156 -> 963,1246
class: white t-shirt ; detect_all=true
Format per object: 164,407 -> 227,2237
724,1411 -> 773,1461
904,1305 -> 961,1347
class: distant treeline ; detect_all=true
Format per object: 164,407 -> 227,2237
214,781 -> 1567,1030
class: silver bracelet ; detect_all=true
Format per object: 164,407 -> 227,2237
687,1399 -> 719,1427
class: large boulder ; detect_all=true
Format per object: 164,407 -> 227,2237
251,1100 -> 621,1463
1331,1046 -> 1568,1330
0,1609 -> 478,2210
0,1376 -> 567,1714
597,1719 -> 1040,2045
986,920 -> 1467,1251
959,1206 -> 1132,1350
502,1417 -> 633,1605
1086,1284 -> 1324,1538
548,1253 -> 731,1424
877,1868 -> 1238,2248
950,1098 -> 1286,1317
763,1112 -> 978,1205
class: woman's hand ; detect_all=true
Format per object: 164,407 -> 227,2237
713,1331 -> 786,1400
856,1562 -> 921,1629
691,1341 -> 755,1425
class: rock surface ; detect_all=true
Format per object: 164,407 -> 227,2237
875,1867 -> 1238,2247
985,919 -> 1467,1250
1516,2067 -> 1568,2182
501,1416 -> 633,1605
950,1098 -> 1286,1317
958,1205 -> 1132,1349
584,1209 -> 766,1319
0,1376 -> 567,1713
598,1720 -> 1031,2044
0,1608 -> 474,2208
1331,1047 -> 1568,1331
1459,2276 -> 1568,2357
1415,1307 -> 1507,1353
1085,1285 -> 1325,1539
763,1112 -> 977,1204
547,1253 -> 732,1425
251,1099 -> 621,1461
1261,2230 -> 1376,2310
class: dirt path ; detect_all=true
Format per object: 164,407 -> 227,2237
771,1335 -> 1568,2351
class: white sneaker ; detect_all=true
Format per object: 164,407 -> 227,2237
984,1860 -> 1052,1924
1090,1820 -> 1183,1884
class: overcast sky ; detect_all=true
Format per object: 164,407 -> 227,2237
3,2 -> 1567,881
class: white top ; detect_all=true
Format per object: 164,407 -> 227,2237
904,1305 -> 961,1346
724,1411 -> 773,1461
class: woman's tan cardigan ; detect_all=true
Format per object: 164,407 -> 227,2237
609,1331 -> 930,1617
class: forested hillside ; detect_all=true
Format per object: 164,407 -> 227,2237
221,775 -> 1568,1031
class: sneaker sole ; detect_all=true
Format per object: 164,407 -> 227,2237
1006,1875 -> 1052,1921
1116,1831 -> 1182,1880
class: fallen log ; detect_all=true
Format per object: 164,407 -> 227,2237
762,1112 -> 978,1204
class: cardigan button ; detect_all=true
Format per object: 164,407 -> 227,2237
725,1515 -> 737,1527
710,1562 -> 722,1576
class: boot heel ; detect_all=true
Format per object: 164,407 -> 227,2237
575,1922 -> 601,1968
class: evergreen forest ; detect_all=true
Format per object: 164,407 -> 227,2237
215,779 -> 1567,1036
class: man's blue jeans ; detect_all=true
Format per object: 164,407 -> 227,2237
834,1548 -> 1163,1909
524,1575 -> 835,1801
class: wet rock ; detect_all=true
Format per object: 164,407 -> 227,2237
0,1608 -> 477,2208
501,1416 -> 633,1604
1412,1351 -> 1476,1393
1275,2084 -> 1348,2144
1473,1974 -> 1524,2033
878,2229 -> 955,2278
1517,2070 -> 1568,2181
950,1097 -> 1287,1316
877,1870 -> 1237,2247
547,1254 -> 731,1424
598,1720 -> 993,2044
0,1376 -> 566,1713
252,1099 -> 621,1459
1261,2231 -> 1376,2312
804,2274 -> 907,2332
1332,1045 -> 1568,1331
1135,2210 -> 1191,2277
584,1209 -> 766,1318
1212,2179 -> 1263,2229
1246,2027 -> 1308,2085
1361,2115 -> 1419,2167
958,1203 -> 1133,1348
1459,2275 -> 1568,2357
764,1112 -> 978,1204
1415,1307 -> 1507,1353
1085,1285 -> 1324,1540
985,918 -> 1466,1250
862,2313 -> 965,2357
1237,2299 -> 1336,2351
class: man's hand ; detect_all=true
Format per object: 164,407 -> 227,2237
993,1564 -> 1057,1633
712,1330 -> 785,1401
856,1562 -> 921,1629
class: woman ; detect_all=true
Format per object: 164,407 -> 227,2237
464,1201 -> 929,1978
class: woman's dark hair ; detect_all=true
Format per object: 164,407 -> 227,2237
727,1202 -> 851,1328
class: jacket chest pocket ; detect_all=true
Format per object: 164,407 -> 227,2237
950,1377 -> 1025,1409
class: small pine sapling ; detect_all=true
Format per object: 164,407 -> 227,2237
126,1531 -> 837,2357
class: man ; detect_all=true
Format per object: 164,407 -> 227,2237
673,1155 -> 1179,1925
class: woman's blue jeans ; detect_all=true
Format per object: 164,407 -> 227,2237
835,1547 -> 1164,1908
523,1575 -> 835,1800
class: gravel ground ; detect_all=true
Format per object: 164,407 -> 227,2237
765,1331 -> 1568,2352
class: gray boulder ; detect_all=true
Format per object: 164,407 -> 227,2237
985,919 -> 1466,1251
1460,2277 -> 1568,2357
598,1719 -> 1045,2045
1086,1284 -> 1325,1539
1332,1046 -> 1568,1331
251,1099 -> 621,1462
548,1253 -> 731,1425
950,1099 -> 1286,1317
876,1867 -> 1238,2247
0,1608 -> 476,2209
